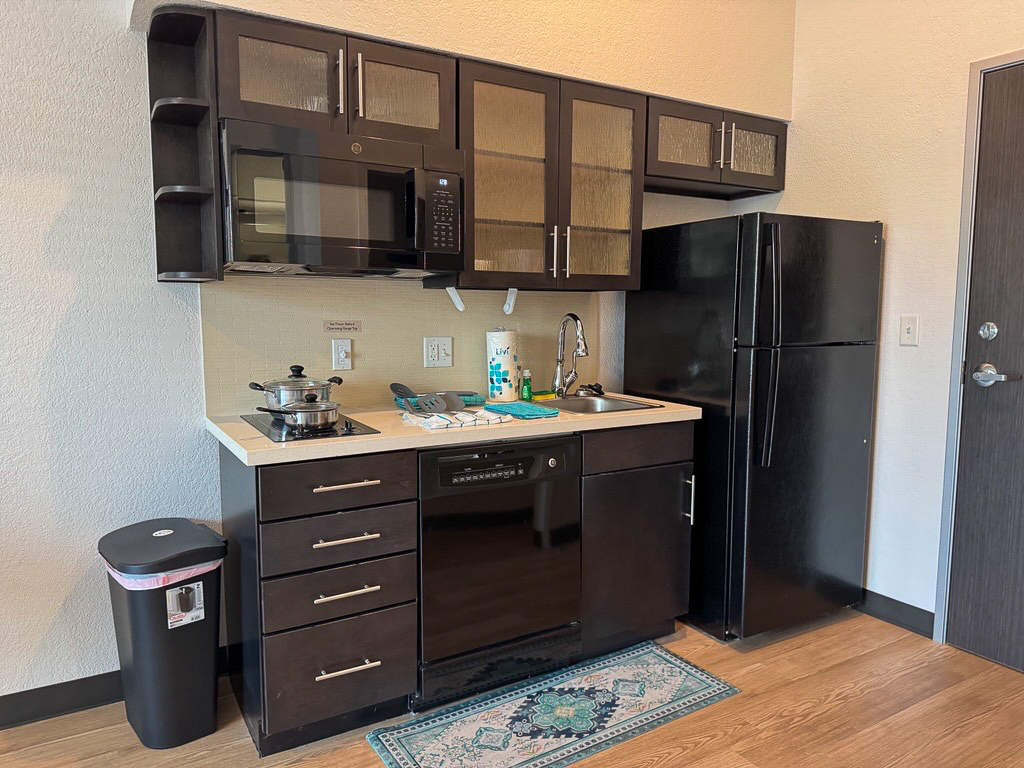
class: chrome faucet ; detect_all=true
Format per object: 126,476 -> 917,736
552,313 -> 589,397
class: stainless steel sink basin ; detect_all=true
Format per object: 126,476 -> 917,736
544,395 -> 660,414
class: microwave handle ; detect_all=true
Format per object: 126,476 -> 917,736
409,168 -> 425,246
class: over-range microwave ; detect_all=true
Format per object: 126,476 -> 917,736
221,120 -> 463,278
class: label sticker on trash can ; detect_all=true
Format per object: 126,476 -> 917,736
166,582 -> 204,629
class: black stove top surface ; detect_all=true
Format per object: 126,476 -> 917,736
241,413 -> 380,442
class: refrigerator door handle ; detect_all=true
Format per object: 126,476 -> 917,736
759,349 -> 781,468
769,221 -> 782,346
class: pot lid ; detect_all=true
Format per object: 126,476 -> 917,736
259,365 -> 343,391
283,394 -> 340,413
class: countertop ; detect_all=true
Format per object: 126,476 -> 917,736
207,393 -> 701,466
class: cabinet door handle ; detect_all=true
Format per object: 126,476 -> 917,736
549,225 -> 559,275
312,532 -> 381,549
315,658 -> 380,682
563,226 -> 572,278
313,479 -> 381,494
337,49 -> 345,114
718,121 -> 726,169
356,51 -> 365,117
724,122 -> 735,166
685,475 -> 696,526
313,584 -> 381,604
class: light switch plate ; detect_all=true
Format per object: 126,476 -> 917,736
331,338 -> 353,370
424,336 -> 453,368
899,314 -> 919,346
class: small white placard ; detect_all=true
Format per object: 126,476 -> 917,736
324,320 -> 362,333
166,581 -> 205,629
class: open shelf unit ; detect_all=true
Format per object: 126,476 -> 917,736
148,7 -> 222,282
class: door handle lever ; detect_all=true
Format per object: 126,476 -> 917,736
972,363 -> 1022,387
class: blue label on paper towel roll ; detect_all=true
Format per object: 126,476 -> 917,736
486,329 -> 519,402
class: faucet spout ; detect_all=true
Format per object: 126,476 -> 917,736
552,313 -> 589,397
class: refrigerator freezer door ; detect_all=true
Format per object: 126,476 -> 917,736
736,214 -> 883,347
625,217 -> 741,639
730,344 -> 876,638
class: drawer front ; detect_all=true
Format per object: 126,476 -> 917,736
260,501 -> 417,578
582,421 -> 694,475
262,553 -> 417,633
258,451 -> 417,522
262,603 -> 417,734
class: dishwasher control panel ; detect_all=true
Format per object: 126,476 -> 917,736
450,459 -> 532,486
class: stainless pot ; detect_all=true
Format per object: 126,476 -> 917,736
257,394 -> 340,431
249,365 -> 343,410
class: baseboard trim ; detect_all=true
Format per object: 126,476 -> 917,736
857,589 -> 935,638
0,647 -> 232,731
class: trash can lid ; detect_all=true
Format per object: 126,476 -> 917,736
98,517 -> 227,575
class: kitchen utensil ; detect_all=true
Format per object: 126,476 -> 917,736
389,383 -> 446,412
256,394 -> 340,431
439,393 -> 466,411
250,365 -> 343,411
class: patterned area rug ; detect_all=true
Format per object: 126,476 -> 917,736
367,642 -> 738,768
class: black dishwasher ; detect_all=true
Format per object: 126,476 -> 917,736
415,436 -> 583,709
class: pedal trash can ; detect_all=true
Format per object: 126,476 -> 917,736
98,517 -> 227,749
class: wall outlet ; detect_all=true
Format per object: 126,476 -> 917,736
331,338 -> 353,370
424,336 -> 453,368
899,314 -> 919,346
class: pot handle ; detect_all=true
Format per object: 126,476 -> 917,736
329,377 -> 344,385
249,382 -> 265,392
288,365 -> 306,379
256,406 -> 292,416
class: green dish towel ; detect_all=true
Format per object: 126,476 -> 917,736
484,403 -> 559,419
394,394 -> 485,410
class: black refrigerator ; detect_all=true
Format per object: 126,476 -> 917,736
624,213 -> 882,640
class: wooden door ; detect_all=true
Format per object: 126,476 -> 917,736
720,112 -> 787,191
947,61 -> 1024,672
646,99 -> 724,183
458,61 -> 560,289
217,13 -> 345,132
347,38 -> 455,148
557,82 -> 645,291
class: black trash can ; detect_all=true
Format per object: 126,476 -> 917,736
98,517 -> 227,749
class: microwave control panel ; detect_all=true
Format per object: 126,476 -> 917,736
424,172 -> 461,253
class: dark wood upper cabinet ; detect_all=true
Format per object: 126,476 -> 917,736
217,13 -> 346,132
557,82 -> 645,291
347,39 -> 455,148
456,61 -> 562,290
449,64 -> 644,291
720,111 -> 787,191
646,97 -> 787,198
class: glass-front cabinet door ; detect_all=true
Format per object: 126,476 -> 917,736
217,13 -> 346,132
646,99 -> 723,184
558,82 -> 645,290
721,112 -> 787,191
459,62 -> 560,289
347,39 -> 456,148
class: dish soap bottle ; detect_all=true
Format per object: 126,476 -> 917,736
521,369 -> 533,401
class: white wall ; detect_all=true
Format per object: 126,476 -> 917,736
0,0 -> 794,696
755,0 -> 1024,611
0,0 -> 220,696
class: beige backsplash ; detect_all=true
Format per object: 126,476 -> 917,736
200,277 -> 612,417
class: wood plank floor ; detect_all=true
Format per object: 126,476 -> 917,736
2,611 -> 1022,767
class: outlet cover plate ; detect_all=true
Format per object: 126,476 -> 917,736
424,337 -> 453,368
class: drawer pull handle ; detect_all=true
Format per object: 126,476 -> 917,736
312,532 -> 381,549
315,658 -> 381,682
313,584 -> 381,604
313,479 -> 382,494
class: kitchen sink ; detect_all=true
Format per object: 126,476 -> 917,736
544,395 -> 660,414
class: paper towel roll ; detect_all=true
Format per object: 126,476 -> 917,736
486,329 -> 519,402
